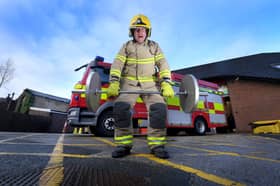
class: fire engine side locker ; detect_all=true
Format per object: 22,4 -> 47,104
165,77 -> 227,135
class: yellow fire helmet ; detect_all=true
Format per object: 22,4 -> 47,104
129,14 -> 152,37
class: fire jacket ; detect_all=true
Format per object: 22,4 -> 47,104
110,39 -> 171,89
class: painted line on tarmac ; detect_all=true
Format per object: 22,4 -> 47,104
94,137 -> 116,147
0,133 -> 37,143
39,134 -> 65,186
194,142 -> 255,148
94,137 -> 245,186
170,144 -> 280,163
1,142 -> 104,147
248,135 -> 280,143
135,137 -> 279,163
0,151 -> 93,158
135,154 -> 245,186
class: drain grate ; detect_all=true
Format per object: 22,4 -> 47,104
62,164 -> 148,186
0,169 -> 42,186
0,158 -> 191,186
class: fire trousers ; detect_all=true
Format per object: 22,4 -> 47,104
113,84 -> 167,150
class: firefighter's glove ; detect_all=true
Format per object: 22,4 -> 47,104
161,81 -> 175,98
107,81 -> 120,97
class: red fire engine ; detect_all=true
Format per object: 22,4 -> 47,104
67,56 -> 227,136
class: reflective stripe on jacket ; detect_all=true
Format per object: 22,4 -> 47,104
110,40 -> 171,89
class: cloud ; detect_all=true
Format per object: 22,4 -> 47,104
0,4 -> 127,99
1,0 -> 280,100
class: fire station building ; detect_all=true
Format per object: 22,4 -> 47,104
173,52 -> 280,132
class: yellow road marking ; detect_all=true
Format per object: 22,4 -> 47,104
0,142 -> 104,147
94,137 -> 116,146
39,134 -> 65,186
63,143 -> 104,147
182,152 -> 221,156
135,154 -> 245,186
95,137 -> 245,186
170,144 -> 280,163
0,152 -> 93,158
248,135 -> 280,143
198,142 -> 254,148
0,134 -> 37,143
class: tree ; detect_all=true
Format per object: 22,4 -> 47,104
0,59 -> 15,88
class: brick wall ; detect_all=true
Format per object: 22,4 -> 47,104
228,79 -> 280,132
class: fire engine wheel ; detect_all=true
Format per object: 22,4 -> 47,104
194,118 -> 207,135
95,110 -> 115,137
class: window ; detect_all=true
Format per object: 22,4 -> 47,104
270,63 -> 280,70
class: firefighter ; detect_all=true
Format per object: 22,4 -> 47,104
108,14 -> 174,159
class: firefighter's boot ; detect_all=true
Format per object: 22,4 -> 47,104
112,146 -> 131,158
151,146 -> 169,159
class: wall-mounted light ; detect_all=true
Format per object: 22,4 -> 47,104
270,63 -> 280,70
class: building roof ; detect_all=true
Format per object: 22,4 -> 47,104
24,89 -> 70,103
172,53 -> 280,82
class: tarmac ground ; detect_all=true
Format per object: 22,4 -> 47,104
0,132 -> 279,186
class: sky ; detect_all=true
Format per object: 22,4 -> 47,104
0,0 -> 280,99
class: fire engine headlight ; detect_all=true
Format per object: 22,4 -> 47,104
69,110 -> 78,116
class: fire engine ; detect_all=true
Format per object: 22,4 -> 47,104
67,56 -> 227,137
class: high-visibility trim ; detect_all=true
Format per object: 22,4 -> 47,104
74,83 -> 86,98
115,135 -> 133,141
80,93 -> 86,98
127,57 -> 154,64
74,83 -> 86,90
115,140 -> 133,145
110,69 -> 121,77
197,100 -> 205,109
199,87 -> 224,96
147,136 -> 166,141
100,87 -> 108,100
166,97 -> 180,107
122,75 -> 156,82
114,135 -> 133,145
208,109 -> 215,114
115,54 -> 126,63
155,53 -> 165,61
101,93 -> 107,100
214,103 -> 224,111
147,136 -> 167,146
137,97 -> 143,103
148,141 -> 167,145
159,70 -> 171,78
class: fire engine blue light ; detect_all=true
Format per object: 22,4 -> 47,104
74,95 -> 79,101
95,56 -> 104,62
